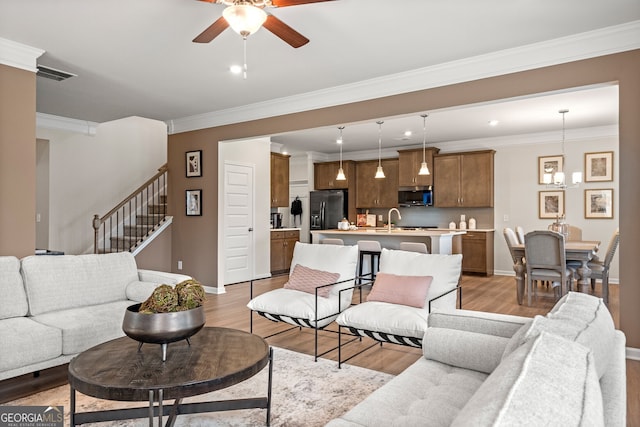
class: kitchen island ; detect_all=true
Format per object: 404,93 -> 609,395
310,228 -> 467,255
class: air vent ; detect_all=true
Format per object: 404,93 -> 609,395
36,65 -> 76,82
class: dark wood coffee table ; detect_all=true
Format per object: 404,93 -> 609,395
68,327 -> 272,426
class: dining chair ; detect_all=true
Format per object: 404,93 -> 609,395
568,228 -> 619,304
515,226 -> 525,244
524,230 -> 572,306
399,242 -> 429,253
503,227 -> 520,264
566,225 -> 583,241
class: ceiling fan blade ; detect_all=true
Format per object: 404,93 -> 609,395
193,16 -> 229,43
263,15 -> 309,48
271,0 -> 335,6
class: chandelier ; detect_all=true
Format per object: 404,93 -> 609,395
543,109 -> 582,188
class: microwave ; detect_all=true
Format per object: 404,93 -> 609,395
398,186 -> 433,207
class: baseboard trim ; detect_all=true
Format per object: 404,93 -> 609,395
626,347 -> 640,361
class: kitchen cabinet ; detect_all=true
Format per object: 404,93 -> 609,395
433,150 -> 495,207
314,160 -> 354,190
397,147 -> 439,187
271,153 -> 290,208
355,159 -> 399,208
461,230 -> 494,276
270,230 -> 300,274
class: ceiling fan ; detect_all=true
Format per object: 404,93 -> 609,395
193,0 -> 334,48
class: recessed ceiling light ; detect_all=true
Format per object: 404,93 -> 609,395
229,65 -> 243,74
404,131 -> 412,137
488,120 -> 499,126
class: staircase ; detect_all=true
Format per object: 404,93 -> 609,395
93,165 -> 169,254
108,196 -> 167,251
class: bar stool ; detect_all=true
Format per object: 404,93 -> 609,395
399,242 -> 429,253
321,238 -> 344,245
357,240 -> 382,283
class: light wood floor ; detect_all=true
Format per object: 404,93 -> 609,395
1,274 -> 637,425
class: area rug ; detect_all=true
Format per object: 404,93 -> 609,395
6,347 -> 393,426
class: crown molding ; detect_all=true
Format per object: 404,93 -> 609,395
168,21 -> 640,135
306,125 -> 618,161
0,38 -> 44,72
36,112 -> 98,135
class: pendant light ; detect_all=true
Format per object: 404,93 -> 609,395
418,114 -> 431,176
543,109 -> 582,188
375,121 -> 385,179
336,126 -> 346,181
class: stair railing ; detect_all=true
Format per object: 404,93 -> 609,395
93,164 -> 168,254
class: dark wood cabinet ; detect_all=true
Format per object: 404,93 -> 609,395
270,230 -> 300,274
461,230 -> 494,276
433,150 -> 495,207
355,159 -> 399,208
398,148 -> 439,187
314,161 -> 354,190
271,153 -> 290,208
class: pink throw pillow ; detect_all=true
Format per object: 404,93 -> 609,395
284,264 -> 341,298
366,272 -> 433,308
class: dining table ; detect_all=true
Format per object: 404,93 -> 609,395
511,240 -> 600,305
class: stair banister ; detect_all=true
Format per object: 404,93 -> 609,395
93,164 -> 168,254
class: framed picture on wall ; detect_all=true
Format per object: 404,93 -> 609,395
584,151 -> 613,182
585,188 -> 613,219
538,155 -> 564,184
538,190 -> 565,219
186,189 -> 202,216
186,150 -> 202,177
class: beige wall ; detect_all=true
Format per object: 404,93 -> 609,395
0,64 -> 36,257
134,224 -> 172,272
37,117 -> 167,254
168,50 -> 640,348
35,139 -> 50,249
493,134 -> 619,279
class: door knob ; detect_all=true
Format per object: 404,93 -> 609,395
248,227 -> 253,232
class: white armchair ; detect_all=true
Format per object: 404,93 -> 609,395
336,249 -> 462,366
247,242 -> 358,360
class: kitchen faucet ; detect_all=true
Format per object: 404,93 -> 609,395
387,208 -> 401,233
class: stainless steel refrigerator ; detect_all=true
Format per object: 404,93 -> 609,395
309,190 -> 348,230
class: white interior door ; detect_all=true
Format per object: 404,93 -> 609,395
224,162 -> 254,284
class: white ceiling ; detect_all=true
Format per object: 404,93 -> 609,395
1,1 -> 638,153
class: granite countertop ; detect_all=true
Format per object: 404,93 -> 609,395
311,228 -> 467,237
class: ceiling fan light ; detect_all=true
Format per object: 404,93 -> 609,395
336,167 -> 346,181
418,162 -> 430,175
222,4 -> 267,37
375,166 -> 385,179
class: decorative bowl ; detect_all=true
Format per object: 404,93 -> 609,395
122,303 -> 205,361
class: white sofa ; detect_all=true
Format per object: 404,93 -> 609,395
327,292 -> 626,427
0,252 -> 191,381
